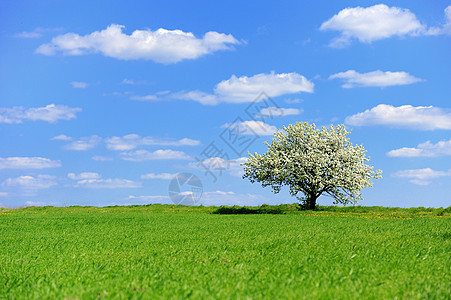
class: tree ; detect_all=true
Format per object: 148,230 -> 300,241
242,122 -> 382,210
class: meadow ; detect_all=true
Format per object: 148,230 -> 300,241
0,205 -> 450,299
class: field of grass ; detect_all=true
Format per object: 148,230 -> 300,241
0,205 -> 450,299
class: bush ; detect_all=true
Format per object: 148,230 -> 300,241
213,204 -> 289,214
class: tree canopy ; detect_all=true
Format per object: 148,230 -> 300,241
242,122 -> 382,209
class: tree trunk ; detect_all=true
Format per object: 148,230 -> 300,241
307,193 -> 317,210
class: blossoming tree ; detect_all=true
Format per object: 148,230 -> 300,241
242,122 -> 382,210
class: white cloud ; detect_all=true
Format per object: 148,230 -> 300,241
134,72 -> 313,105
126,191 -> 288,206
192,157 -> 247,177
15,27 -> 63,39
329,70 -> 423,88
426,5 -> 451,35
24,200 -> 62,207
179,191 -> 195,197
200,191 -> 272,206
256,107 -> 302,117
388,139 -> 451,157
102,91 -> 134,97
25,201 -> 47,206
120,149 -> 191,161
0,157 -> 61,169
130,94 -> 158,101
285,98 -> 303,104
16,32 -> 42,38
0,104 -> 81,124
56,133 -> 199,152
226,157 -> 247,177
122,78 -> 153,85
127,191 -> 272,206
105,134 -> 200,151
51,134 -> 73,141
67,172 -> 101,180
129,90 -> 171,101
320,4 -> 425,47
74,178 -> 142,189
222,120 -> 277,136
141,173 -> 176,180
172,72 -> 313,105
122,79 -> 138,85
392,168 -> 451,185
345,104 -> 451,130
204,191 -> 235,196
173,90 -> 219,105
70,81 -> 88,88
63,135 -> 102,151
2,175 -> 57,189
67,172 -> 141,189
126,195 -> 172,205
92,156 -> 114,161
0,192 -> 8,197
215,72 -> 313,102
36,24 -> 240,64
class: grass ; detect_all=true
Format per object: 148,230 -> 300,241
0,204 -> 450,299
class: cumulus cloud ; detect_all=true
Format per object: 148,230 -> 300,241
169,72 -> 314,105
133,72 -> 313,105
320,4 -> 426,47
214,72 -> 314,103
0,157 -> 61,169
222,120 -> 277,136
70,81 -> 88,88
388,139 -> 451,157
345,104 -> 451,130
329,70 -> 423,88
2,175 -> 57,189
141,173 -> 177,180
256,107 -> 302,117
105,134 -> 200,151
120,149 -> 191,161
36,24 -> 240,63
0,104 -> 81,124
392,168 -> 451,185
63,135 -> 102,151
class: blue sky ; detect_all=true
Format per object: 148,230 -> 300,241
1,0 -> 450,208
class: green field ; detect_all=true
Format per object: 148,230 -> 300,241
1,205 -> 450,299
